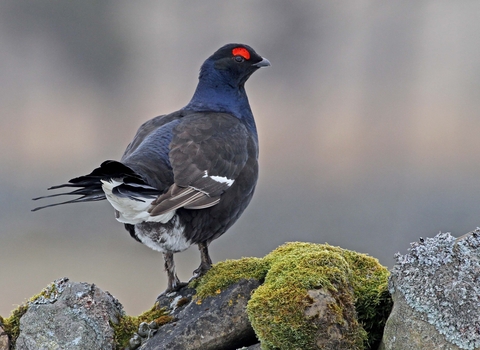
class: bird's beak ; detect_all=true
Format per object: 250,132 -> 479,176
253,57 -> 271,68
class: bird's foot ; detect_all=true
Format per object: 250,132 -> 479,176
157,281 -> 189,299
192,261 -> 212,278
187,261 -> 212,284
190,241 -> 213,282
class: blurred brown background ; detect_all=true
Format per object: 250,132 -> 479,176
2,1 -> 480,317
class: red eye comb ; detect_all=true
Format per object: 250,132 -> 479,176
232,47 -> 250,60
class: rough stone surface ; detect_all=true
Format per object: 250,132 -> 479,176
237,344 -> 261,350
0,323 -> 9,350
380,286 -> 463,350
141,279 -> 260,350
16,277 -> 124,350
305,288 -> 360,350
383,230 -> 480,350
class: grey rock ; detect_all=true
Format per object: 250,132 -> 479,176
383,230 -> 480,350
129,333 -> 142,349
305,288 -> 361,350
137,322 -> 150,337
147,321 -> 159,330
16,278 -> 124,350
0,323 -> 9,350
247,345 -> 261,350
380,286 -> 463,350
141,279 -> 260,350
154,285 -> 197,312
236,344 -> 261,350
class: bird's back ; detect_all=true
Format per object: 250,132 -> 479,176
121,110 -> 185,191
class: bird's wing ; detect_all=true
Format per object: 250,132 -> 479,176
148,112 -> 250,216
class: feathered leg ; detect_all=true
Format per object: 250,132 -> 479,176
163,251 -> 187,294
192,242 -> 213,278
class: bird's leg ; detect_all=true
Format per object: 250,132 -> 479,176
162,251 -> 187,294
192,242 -> 213,279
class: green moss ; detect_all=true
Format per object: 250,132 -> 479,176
190,257 -> 270,299
175,297 -> 190,308
338,247 -> 393,348
112,304 -> 172,349
248,244 -> 366,350
192,241 -> 391,350
1,303 -> 29,349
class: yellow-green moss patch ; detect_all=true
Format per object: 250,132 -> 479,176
338,247 -> 393,348
112,304 -> 172,349
190,257 -> 269,299
192,241 -> 392,350
249,244 -> 366,350
1,304 -> 29,348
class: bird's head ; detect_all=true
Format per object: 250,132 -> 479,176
199,43 -> 270,88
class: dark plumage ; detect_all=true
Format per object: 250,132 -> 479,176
33,43 -> 270,294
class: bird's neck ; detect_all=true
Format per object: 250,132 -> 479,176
184,70 -> 257,135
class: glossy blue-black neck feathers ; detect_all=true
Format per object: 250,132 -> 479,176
184,58 -> 257,135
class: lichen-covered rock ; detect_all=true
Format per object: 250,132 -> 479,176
380,285 -> 464,350
383,230 -> 480,350
15,277 -> 123,350
141,278 -> 260,350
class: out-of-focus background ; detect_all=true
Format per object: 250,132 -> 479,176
2,1 -> 480,317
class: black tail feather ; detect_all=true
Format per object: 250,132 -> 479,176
32,160 -> 142,212
32,186 -> 104,200
31,193 -> 106,211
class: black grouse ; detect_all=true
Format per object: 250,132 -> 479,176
33,43 -> 270,294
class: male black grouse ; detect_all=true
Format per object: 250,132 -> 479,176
33,43 -> 270,294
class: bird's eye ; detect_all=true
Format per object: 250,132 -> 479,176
234,56 -> 244,63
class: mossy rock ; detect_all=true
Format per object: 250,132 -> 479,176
191,257 -> 269,297
192,242 -> 392,350
3,243 -> 391,350
112,304 -> 173,349
0,304 -> 28,349
0,278 -> 67,348
0,278 -> 172,350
